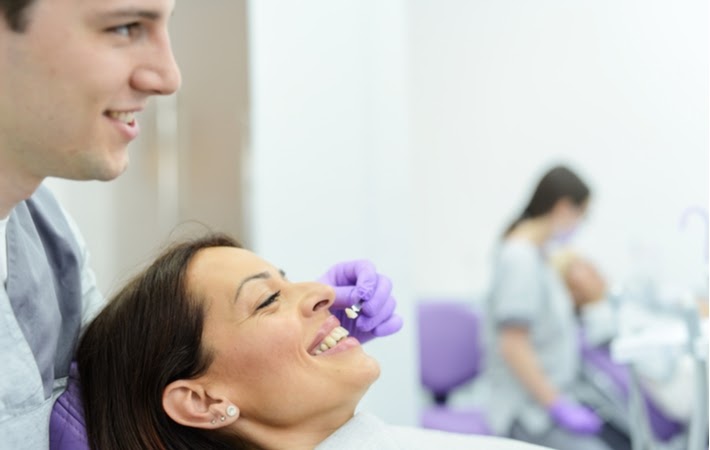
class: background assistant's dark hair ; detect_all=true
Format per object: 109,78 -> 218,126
0,0 -> 35,31
505,165 -> 590,236
77,233 -> 259,450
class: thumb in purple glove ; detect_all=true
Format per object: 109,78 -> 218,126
319,260 -> 377,310
547,398 -> 603,435
318,260 -> 403,344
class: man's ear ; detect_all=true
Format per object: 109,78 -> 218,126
163,380 -> 240,429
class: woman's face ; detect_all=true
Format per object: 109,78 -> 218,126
185,247 -> 380,428
551,198 -> 589,242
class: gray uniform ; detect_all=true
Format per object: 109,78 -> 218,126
0,185 -> 104,449
476,239 -> 579,435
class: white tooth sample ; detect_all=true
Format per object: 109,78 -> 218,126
324,336 -> 337,347
345,308 -> 358,319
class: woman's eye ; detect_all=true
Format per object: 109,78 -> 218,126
257,291 -> 281,310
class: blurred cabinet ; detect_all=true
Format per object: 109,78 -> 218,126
101,0 -> 251,289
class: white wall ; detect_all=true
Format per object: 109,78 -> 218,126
247,0 -> 417,426
410,0 -> 709,300
249,0 -> 707,426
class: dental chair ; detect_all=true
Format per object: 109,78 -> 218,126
417,300 -> 492,435
577,338 -> 686,448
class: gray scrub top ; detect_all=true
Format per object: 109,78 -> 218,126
0,186 -> 104,449
475,239 -> 579,435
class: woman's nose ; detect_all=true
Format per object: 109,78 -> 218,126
296,282 -> 335,317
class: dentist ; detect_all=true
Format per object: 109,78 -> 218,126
475,165 -> 625,449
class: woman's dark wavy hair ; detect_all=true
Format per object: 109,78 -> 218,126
77,233 -> 259,450
0,0 -> 35,31
505,165 -> 590,236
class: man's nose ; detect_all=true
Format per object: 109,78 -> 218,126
130,32 -> 182,95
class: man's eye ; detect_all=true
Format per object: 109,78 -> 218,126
109,23 -> 141,38
257,291 -> 281,310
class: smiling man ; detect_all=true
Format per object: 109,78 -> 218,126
0,1 -> 401,448
0,0 -> 180,447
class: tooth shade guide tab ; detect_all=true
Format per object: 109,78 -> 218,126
345,301 -> 362,319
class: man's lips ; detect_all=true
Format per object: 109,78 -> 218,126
104,109 -> 140,125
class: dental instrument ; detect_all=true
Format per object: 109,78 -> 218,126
345,300 -> 364,319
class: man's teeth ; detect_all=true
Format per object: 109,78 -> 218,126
107,111 -> 135,124
314,326 -> 349,355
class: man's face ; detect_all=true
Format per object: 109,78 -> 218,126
0,0 -> 181,184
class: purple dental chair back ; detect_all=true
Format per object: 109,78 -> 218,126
49,362 -> 90,450
417,300 -> 491,435
580,340 -> 684,442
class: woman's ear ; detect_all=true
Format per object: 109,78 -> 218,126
163,380 -> 240,429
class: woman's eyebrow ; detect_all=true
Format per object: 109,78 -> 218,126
233,272 -> 271,304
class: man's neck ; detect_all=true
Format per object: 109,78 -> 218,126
0,159 -> 43,218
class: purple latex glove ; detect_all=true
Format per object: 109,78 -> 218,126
318,260 -> 403,344
547,398 -> 603,435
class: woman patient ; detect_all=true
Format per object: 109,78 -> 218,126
75,233 -> 547,449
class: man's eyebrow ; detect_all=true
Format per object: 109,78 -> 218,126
233,271 -> 271,304
95,9 -> 164,22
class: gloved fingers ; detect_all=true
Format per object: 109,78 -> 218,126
324,260 -> 376,288
319,260 -> 378,302
359,275 -> 392,317
356,294 -> 396,332
330,285 -> 359,309
350,260 -> 378,299
371,314 -> 404,337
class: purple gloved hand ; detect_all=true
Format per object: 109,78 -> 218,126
318,260 -> 403,344
547,398 -> 603,435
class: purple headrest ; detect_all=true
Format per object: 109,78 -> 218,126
418,300 -> 484,395
49,362 -> 90,450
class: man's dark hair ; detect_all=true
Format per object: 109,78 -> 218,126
0,0 -> 36,32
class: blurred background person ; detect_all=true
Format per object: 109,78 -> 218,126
473,165 -> 630,450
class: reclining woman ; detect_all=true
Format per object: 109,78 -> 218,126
74,233 -> 548,449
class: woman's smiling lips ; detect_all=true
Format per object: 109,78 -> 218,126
308,315 -> 360,356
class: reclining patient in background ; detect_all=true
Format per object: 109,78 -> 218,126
553,250 -> 698,425
75,233 -> 548,450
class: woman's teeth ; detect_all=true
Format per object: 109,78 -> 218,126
314,326 -> 349,355
107,111 -> 135,124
